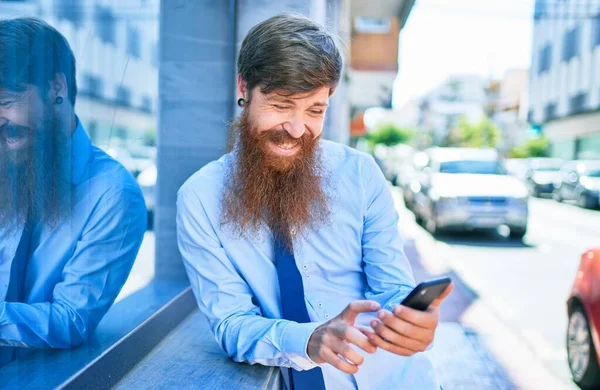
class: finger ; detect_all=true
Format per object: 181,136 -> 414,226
377,310 -> 434,342
322,346 -> 359,374
355,325 -> 380,350
356,325 -> 378,339
371,319 -> 428,352
363,326 -> 415,357
340,300 -> 381,324
342,325 -> 377,354
391,305 -> 438,330
430,283 -> 454,308
329,337 -> 365,366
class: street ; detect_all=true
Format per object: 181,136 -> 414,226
395,187 -> 599,389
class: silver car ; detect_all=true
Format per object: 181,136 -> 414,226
412,148 -> 529,239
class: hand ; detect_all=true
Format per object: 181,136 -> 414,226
361,283 -> 454,356
307,300 -> 380,374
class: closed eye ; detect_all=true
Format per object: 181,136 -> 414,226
0,101 -> 13,107
274,105 -> 290,110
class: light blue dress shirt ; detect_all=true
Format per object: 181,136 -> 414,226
0,119 -> 147,351
177,140 -> 440,389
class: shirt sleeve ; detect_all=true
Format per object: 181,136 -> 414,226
177,187 -> 320,371
0,187 -> 147,348
361,155 -> 416,312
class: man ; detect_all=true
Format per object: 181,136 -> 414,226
177,14 -> 452,389
0,18 -> 146,363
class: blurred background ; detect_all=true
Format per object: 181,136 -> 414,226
1,1 -> 599,389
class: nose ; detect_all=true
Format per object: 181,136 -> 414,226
282,115 -> 306,139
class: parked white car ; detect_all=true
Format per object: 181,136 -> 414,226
412,148 -> 529,239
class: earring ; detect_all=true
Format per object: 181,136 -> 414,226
55,96 -> 64,105
237,98 -> 246,107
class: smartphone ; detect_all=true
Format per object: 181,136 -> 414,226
400,277 -> 452,311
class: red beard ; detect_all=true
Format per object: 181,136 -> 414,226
221,109 -> 330,249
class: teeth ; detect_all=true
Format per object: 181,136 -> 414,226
276,142 -> 297,150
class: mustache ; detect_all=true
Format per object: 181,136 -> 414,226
257,129 -> 318,148
0,124 -> 32,144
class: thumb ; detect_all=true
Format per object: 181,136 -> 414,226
339,300 -> 380,324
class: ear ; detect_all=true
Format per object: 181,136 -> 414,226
237,73 -> 247,100
47,73 -> 68,103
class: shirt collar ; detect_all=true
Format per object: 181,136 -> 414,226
70,116 -> 93,185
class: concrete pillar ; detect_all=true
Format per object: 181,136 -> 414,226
155,0 -> 236,279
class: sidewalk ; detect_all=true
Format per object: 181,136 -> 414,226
395,187 -> 572,390
429,323 -> 516,390
407,234 -> 517,389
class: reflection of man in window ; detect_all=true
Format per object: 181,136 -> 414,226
177,14 -> 451,390
0,18 -> 146,364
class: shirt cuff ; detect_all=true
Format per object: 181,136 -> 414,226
281,321 -> 323,371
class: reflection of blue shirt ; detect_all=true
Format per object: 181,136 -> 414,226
0,119 -> 146,350
177,141 -> 439,390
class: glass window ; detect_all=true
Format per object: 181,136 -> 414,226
578,133 -> 600,159
562,26 -> 580,62
54,0 -> 83,27
95,5 -> 116,45
354,17 -> 391,34
592,13 -> 600,49
538,44 -> 552,74
0,0 -> 162,384
551,139 -> 576,159
569,92 -> 587,114
81,73 -> 104,99
141,95 -> 153,113
116,85 -> 132,107
534,0 -> 547,21
127,25 -> 141,59
544,102 -> 556,121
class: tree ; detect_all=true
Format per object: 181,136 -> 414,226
144,127 -> 156,146
446,116 -> 502,148
508,136 -> 550,158
365,123 -> 415,147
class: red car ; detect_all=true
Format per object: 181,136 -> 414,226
567,247 -> 600,389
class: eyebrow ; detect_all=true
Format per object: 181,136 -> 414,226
269,96 -> 329,107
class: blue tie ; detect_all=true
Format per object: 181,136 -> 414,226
274,234 -> 326,390
0,220 -> 33,368
6,218 -> 34,302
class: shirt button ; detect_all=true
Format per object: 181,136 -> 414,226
305,275 -> 310,279
302,264 -> 308,270
324,314 -> 329,319
318,303 -> 323,308
290,228 -> 297,236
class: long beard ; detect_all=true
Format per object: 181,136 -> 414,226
221,109 -> 330,249
0,108 -> 71,230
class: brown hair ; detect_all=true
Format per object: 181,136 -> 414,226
237,13 -> 343,97
0,18 -> 77,105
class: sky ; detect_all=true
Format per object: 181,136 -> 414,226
392,0 -> 535,107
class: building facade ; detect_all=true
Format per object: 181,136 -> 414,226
0,0 -> 159,146
529,0 -> 600,160
492,69 -> 530,152
418,74 -> 488,146
348,0 -> 415,138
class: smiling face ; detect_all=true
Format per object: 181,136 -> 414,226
0,84 -> 70,226
0,86 -> 48,163
240,79 -> 330,168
